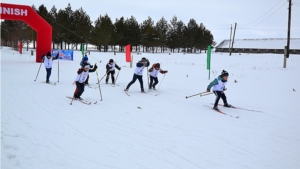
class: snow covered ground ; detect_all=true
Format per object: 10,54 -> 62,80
1,47 -> 300,169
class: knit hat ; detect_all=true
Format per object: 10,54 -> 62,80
141,57 -> 147,62
83,56 -> 88,61
109,59 -> 114,63
155,63 -> 160,68
221,70 -> 229,76
47,51 -> 51,56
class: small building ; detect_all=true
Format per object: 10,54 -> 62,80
215,38 -> 300,54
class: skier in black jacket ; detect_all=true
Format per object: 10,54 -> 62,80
105,59 -> 121,84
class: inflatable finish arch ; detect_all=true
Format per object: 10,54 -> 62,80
0,3 -> 52,62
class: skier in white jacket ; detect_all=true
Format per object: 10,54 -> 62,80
207,70 -> 232,111
124,57 -> 150,93
73,63 -> 98,100
148,63 -> 168,90
41,51 -> 59,83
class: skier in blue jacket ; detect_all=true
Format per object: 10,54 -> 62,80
207,70 -> 232,111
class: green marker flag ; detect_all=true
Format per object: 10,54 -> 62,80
207,45 -> 211,80
81,44 -> 85,57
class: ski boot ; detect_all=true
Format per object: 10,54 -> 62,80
141,89 -> 146,93
224,103 -> 232,108
213,106 -> 220,111
78,97 -> 83,100
124,88 -> 129,92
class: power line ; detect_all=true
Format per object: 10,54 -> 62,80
37,12 -> 89,43
241,2 -> 288,28
240,0 -> 285,26
209,26 -> 300,31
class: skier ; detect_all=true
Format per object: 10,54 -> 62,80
80,55 -> 93,85
148,63 -> 168,90
206,70 -> 232,110
41,51 -> 59,83
124,57 -> 150,93
73,63 -> 98,100
106,59 -> 121,84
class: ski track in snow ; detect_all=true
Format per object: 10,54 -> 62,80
1,47 -> 300,169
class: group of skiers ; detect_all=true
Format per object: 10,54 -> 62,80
41,52 -> 231,110
124,57 -> 168,92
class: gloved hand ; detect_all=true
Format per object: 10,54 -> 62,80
206,89 -> 210,92
119,67 -> 121,70
77,68 -> 83,74
94,64 -> 98,69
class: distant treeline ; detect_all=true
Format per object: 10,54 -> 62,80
0,3 -> 216,53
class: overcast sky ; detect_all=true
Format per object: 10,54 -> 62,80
5,0 -> 300,45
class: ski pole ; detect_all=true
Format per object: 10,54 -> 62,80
115,69 -> 120,83
34,60 -> 43,81
70,97 -> 75,105
57,56 -> 60,82
186,92 -> 209,99
157,74 -> 166,91
200,92 -> 213,97
96,69 -> 103,101
147,66 -> 150,89
70,82 -> 79,105
98,69 -> 110,83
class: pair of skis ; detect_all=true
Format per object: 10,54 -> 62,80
148,88 -> 160,96
205,103 -> 263,118
123,87 -> 146,96
123,87 -> 160,97
66,96 -> 97,105
42,81 -> 56,86
204,104 -> 239,118
214,103 -> 263,113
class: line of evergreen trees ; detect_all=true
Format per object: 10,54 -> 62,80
0,3 -> 216,53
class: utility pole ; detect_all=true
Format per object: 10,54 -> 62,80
230,23 -> 237,56
283,46 -> 287,68
229,24 -> 232,54
286,0 -> 292,59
